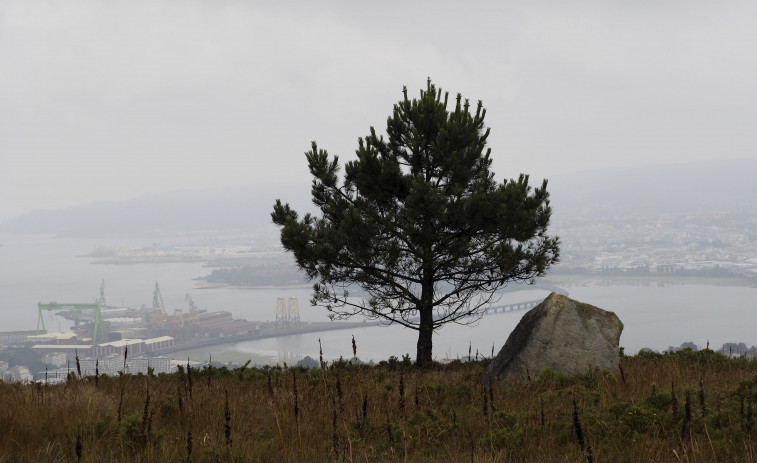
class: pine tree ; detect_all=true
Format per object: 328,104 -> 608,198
272,79 -> 559,366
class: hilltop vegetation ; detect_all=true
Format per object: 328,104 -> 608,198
202,263 -> 306,287
0,350 -> 755,462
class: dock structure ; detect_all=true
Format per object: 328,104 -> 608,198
483,299 -> 545,314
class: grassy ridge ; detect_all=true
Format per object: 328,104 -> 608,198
0,350 -> 755,462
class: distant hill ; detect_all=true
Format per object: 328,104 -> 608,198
0,183 -> 313,237
1,159 -> 755,236
546,158 -> 757,221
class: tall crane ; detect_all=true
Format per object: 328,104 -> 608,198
185,294 -> 200,326
151,282 -> 167,329
99,279 -> 107,307
37,302 -> 105,344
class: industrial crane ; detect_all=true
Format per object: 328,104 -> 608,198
185,294 -> 200,326
151,282 -> 191,330
151,282 -> 168,329
37,302 -> 105,344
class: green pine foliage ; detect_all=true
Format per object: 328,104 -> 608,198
272,79 -> 559,365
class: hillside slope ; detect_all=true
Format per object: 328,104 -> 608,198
2,159 -> 754,236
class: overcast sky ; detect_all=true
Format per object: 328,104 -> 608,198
2,1 -> 756,221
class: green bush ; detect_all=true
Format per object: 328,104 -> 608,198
119,412 -> 142,445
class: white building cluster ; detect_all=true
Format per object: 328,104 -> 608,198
552,211 -> 757,277
30,335 -> 176,358
43,355 -> 173,384
2,363 -> 34,383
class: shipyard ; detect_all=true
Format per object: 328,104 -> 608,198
0,280 -> 369,383
0,276 -> 557,383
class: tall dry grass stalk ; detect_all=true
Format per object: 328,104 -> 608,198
75,433 -> 82,462
117,387 -> 124,424
332,397 -> 339,459
186,358 -> 193,398
291,368 -> 299,419
488,375 -> 496,413
540,396 -> 545,428
681,390 -> 692,442
336,373 -> 343,415
177,384 -> 184,415
572,397 -> 593,463
482,386 -> 490,427
671,381 -> 679,425
319,338 -> 325,369
185,429 -> 192,463
748,397 -> 754,438
141,381 -> 150,444
207,353 -> 212,388
224,389 -> 232,448
399,370 -> 405,417
360,394 -> 368,438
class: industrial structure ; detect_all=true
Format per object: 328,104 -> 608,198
275,297 -> 300,325
37,302 -> 105,344
33,282 -> 302,350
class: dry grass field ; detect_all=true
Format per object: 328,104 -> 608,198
0,349 -> 755,462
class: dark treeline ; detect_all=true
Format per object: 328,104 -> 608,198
204,264 -> 306,287
662,341 -> 757,357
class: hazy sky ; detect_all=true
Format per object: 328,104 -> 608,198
2,1 -> 756,221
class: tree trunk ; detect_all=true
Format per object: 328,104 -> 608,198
416,279 -> 434,366
416,306 -> 433,366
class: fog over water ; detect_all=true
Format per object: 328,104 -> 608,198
3,233 -> 755,365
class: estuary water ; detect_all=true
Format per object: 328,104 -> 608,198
1,233 -> 756,364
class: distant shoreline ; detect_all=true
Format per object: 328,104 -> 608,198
544,273 -> 757,288
193,280 -> 311,290
191,273 -> 757,291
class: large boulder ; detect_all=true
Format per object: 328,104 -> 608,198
484,293 -> 623,383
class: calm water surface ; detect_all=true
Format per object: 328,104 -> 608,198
1,234 -> 755,364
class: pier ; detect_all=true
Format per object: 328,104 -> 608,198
483,298 -> 545,314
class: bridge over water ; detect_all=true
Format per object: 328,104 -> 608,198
483,298 -> 544,315
164,285 -> 569,354
481,284 -> 568,316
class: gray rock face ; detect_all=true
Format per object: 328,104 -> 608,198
484,293 -> 623,383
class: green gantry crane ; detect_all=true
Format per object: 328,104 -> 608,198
37,302 -> 105,345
